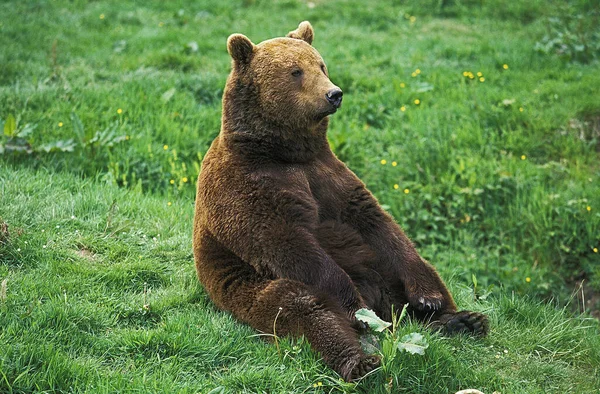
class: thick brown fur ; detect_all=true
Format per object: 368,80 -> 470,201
193,21 -> 488,382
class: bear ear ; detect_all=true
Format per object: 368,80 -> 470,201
286,21 -> 314,45
227,34 -> 255,65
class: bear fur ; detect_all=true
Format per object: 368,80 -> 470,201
193,21 -> 488,382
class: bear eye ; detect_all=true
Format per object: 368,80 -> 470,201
291,69 -> 303,77
320,64 -> 327,75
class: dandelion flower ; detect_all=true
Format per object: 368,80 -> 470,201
415,68 -> 421,74
182,177 -> 188,183
99,14 -> 105,20
411,72 -> 417,77
117,108 -> 123,114
594,247 -> 598,253
521,155 -> 526,160
477,72 -> 483,77
126,135 -> 130,140
404,188 -> 410,194
410,16 -> 416,23
463,71 -> 469,77
170,179 -> 175,184
414,99 -> 420,105
519,107 -> 524,112
58,122 -> 63,127
380,159 -> 387,165
526,277 -> 531,283
400,106 -> 406,112
392,161 -> 397,167
503,64 -> 509,70
167,202 -> 172,206
163,145 -> 168,150
479,77 -> 485,82
400,82 -> 406,88
587,206 -> 592,212
394,184 -> 399,189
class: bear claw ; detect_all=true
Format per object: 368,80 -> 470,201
415,295 -> 443,312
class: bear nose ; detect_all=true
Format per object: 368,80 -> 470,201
326,88 -> 343,108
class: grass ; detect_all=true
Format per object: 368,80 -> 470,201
1,0 -> 600,392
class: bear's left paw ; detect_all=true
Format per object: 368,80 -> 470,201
408,292 -> 444,312
438,310 -> 489,336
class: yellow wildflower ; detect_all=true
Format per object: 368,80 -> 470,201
519,107 -> 524,112
167,202 -> 172,206
58,122 -> 63,127
99,14 -> 105,20
163,145 -> 168,150
414,99 -> 420,105
479,77 -> 485,82
380,159 -> 387,165
593,247 -> 598,253
477,72 -> 483,77
404,188 -> 410,194
463,71 -> 469,77
587,206 -> 591,212
503,64 -> 509,70
158,21 -> 164,27
410,16 -> 416,23
170,179 -> 175,185
394,184 -> 399,189
117,108 -> 123,114
415,68 -> 421,74
411,72 -> 417,77
400,82 -> 406,88
392,161 -> 397,167
521,155 -> 526,160
182,177 -> 188,183
400,106 -> 406,112
526,277 -> 531,283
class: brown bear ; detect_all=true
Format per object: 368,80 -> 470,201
193,21 -> 488,382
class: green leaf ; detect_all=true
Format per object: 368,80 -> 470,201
397,332 -> 429,355
355,308 -> 391,332
4,114 -> 16,137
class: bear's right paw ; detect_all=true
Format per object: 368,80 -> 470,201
338,354 -> 380,382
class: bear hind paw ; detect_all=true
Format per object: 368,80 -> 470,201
437,310 -> 489,337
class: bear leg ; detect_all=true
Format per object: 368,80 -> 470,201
214,276 -> 380,381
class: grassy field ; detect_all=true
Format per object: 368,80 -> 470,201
1,0 -> 600,392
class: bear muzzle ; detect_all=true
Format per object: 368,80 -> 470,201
326,88 -> 343,109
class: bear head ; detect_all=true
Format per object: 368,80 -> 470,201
224,21 -> 342,134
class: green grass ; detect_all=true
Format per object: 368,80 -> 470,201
1,165 -> 599,393
1,0 -> 600,392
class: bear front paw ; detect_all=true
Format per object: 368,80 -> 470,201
408,292 -> 444,312
438,310 -> 489,336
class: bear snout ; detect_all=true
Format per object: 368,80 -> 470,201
326,88 -> 343,109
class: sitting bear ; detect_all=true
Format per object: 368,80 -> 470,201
193,21 -> 488,382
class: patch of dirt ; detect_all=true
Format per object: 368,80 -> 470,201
0,219 -> 8,245
564,113 -> 600,152
76,248 -> 97,261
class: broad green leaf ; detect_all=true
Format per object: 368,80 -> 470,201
355,308 -> 391,332
397,332 -> 429,355
4,114 -> 16,137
